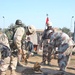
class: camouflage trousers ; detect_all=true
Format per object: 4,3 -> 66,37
58,54 -> 70,71
0,56 -> 10,72
47,48 -> 53,63
58,44 -> 73,73
0,56 -> 17,75
42,45 -> 52,63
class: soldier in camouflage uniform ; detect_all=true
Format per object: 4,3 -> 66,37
3,19 -> 36,75
13,19 -> 36,60
10,19 -> 36,74
0,31 -> 11,75
40,22 -> 54,65
49,31 -> 74,75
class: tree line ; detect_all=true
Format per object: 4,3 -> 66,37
0,25 -> 73,40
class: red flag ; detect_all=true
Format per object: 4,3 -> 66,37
46,17 -> 49,25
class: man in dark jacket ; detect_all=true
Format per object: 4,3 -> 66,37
26,37 -> 34,55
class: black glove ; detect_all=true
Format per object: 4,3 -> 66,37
73,45 -> 75,48
55,51 -> 59,54
1,46 -> 11,59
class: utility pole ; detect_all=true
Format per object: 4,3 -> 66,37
2,16 -> 5,29
70,16 -> 74,32
74,21 -> 75,43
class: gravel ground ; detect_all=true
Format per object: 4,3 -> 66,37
6,51 -> 75,75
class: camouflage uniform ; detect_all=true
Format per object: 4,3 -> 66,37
42,39 -> 50,64
12,19 -> 36,66
5,20 -> 26,75
40,26 -> 54,65
0,32 -> 11,75
0,32 -> 18,75
50,32 -> 74,74
2,19 -> 36,75
58,33 -> 74,72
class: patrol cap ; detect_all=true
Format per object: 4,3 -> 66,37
28,25 -> 36,34
47,21 -> 52,26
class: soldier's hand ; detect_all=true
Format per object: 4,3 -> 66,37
55,51 -> 59,54
73,45 -> 75,48
19,49 -> 23,54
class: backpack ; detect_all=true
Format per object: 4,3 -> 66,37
0,43 -> 11,59
5,25 -> 26,50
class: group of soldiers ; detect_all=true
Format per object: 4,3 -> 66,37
40,21 -> 75,75
0,19 -> 75,75
0,19 -> 36,75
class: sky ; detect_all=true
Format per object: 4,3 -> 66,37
0,0 -> 75,32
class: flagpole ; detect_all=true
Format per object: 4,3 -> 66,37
70,16 -> 74,32
45,14 -> 49,29
74,21 -> 75,43
2,16 -> 5,29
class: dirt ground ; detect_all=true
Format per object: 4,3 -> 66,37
6,51 -> 75,75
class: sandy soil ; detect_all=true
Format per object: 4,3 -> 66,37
6,51 -> 75,75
